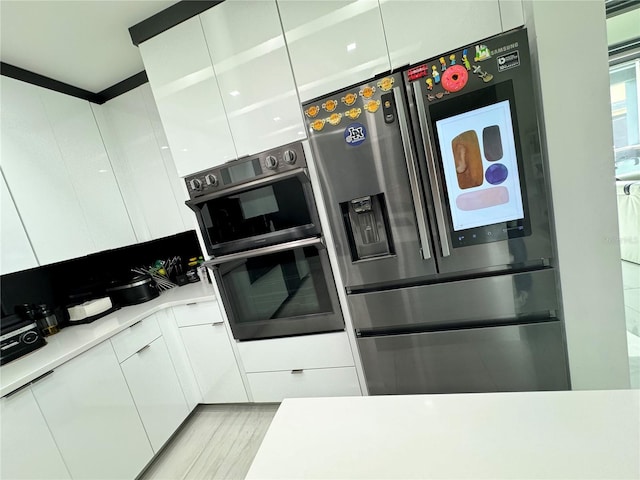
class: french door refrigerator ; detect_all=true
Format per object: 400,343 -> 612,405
304,28 -> 569,395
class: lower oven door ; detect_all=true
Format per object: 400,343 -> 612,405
207,238 -> 344,341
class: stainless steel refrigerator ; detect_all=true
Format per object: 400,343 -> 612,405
304,28 -> 570,394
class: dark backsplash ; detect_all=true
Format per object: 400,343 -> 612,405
1,230 -> 203,317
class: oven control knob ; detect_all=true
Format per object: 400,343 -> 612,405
283,150 -> 297,165
22,331 -> 38,344
204,174 -> 218,187
189,178 -> 203,191
265,155 -> 278,170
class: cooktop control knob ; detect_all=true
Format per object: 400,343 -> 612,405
189,178 -> 203,191
22,331 -> 38,344
283,149 -> 297,165
204,174 -> 218,187
265,155 -> 278,170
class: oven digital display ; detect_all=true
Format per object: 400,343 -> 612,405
221,158 -> 261,185
435,100 -> 524,232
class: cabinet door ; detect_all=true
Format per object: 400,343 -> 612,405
0,76 -> 94,264
379,0 -> 502,69
201,0 -> 306,156
39,88 -> 136,252
92,85 -> 189,242
500,0 -> 525,31
139,16 -> 237,176
172,300 -> 222,327
120,336 -> 189,452
30,341 -> 153,480
0,386 -> 71,480
180,323 -> 248,403
0,172 -> 38,274
278,0 -> 390,102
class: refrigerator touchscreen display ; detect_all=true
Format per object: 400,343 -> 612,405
435,100 -> 524,232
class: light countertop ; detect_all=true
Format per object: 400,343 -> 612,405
246,389 -> 640,479
0,282 -> 216,397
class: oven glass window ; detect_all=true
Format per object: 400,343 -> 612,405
201,177 -> 312,245
222,247 -> 334,324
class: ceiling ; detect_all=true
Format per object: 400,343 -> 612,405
0,0 -> 179,93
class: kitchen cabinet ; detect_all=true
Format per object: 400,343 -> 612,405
0,76 -> 136,266
176,302 -> 248,403
92,84 -> 191,243
0,172 -> 38,274
200,0 -> 306,156
237,332 -> 361,402
379,0 -> 503,70
139,16 -> 237,176
119,336 -> 189,452
0,76 -> 94,265
0,386 -> 71,480
277,0 -> 391,102
30,340 -> 153,480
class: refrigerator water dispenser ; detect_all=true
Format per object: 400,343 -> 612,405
341,194 -> 393,261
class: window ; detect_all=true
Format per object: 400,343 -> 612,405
610,59 -> 640,179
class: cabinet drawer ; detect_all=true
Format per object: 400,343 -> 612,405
111,314 -> 161,363
172,301 -> 222,327
246,367 -> 361,402
238,332 -> 354,373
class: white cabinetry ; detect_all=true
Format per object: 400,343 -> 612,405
174,302 -> 248,403
238,332 -> 361,402
119,336 -> 189,452
92,84 -> 191,243
200,0 -> 306,156
277,0 -> 390,102
0,76 -> 94,264
500,0 -> 525,31
379,0 -> 503,69
0,386 -> 71,480
0,172 -> 38,274
139,16 -> 237,176
30,341 -> 153,480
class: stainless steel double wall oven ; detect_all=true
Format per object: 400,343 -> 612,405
186,142 -> 344,341
305,28 -> 570,394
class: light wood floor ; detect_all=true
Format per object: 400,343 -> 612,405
138,404 -> 280,480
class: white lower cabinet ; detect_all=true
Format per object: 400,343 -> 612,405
247,367 -> 361,402
30,341 -> 153,480
238,332 -> 362,402
180,322 -> 248,403
120,336 -> 189,452
0,386 -> 71,480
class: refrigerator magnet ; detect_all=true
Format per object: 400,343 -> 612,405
364,99 -> 381,113
377,77 -> 394,91
344,107 -> 362,120
305,105 -> 320,118
344,123 -> 367,146
327,113 -> 343,126
341,92 -> 358,106
322,99 -> 338,112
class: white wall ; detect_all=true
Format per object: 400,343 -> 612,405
525,1 -> 630,389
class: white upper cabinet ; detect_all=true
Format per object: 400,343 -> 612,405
140,16 -> 237,176
277,0 -> 391,102
379,0 -> 503,69
38,88 -> 136,253
201,0 -> 306,157
0,76 -> 94,265
92,85 -> 190,243
499,0 -> 525,31
0,172 -> 38,274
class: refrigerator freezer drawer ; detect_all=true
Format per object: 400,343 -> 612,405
357,320 -> 569,395
349,268 -> 558,331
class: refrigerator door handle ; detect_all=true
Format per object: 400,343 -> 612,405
393,85 -> 431,260
413,83 -> 451,257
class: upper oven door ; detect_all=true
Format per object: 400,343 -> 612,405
187,169 -> 321,256
207,238 -> 345,341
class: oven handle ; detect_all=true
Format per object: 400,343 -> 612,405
203,237 -> 324,266
186,167 -> 310,207
413,82 -> 451,257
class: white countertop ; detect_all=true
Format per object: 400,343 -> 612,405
0,282 -> 216,397
247,390 -> 640,479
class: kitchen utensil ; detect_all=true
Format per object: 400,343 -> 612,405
106,273 -> 159,306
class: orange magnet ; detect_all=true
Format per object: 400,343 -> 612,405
305,105 -> 320,118
327,113 -> 343,126
344,107 -> 362,120
364,99 -> 381,113
322,99 -> 338,112
377,77 -> 394,92
359,86 -> 376,99
341,92 -> 358,106
310,119 -> 326,131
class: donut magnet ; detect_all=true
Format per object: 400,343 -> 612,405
441,65 -> 468,93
